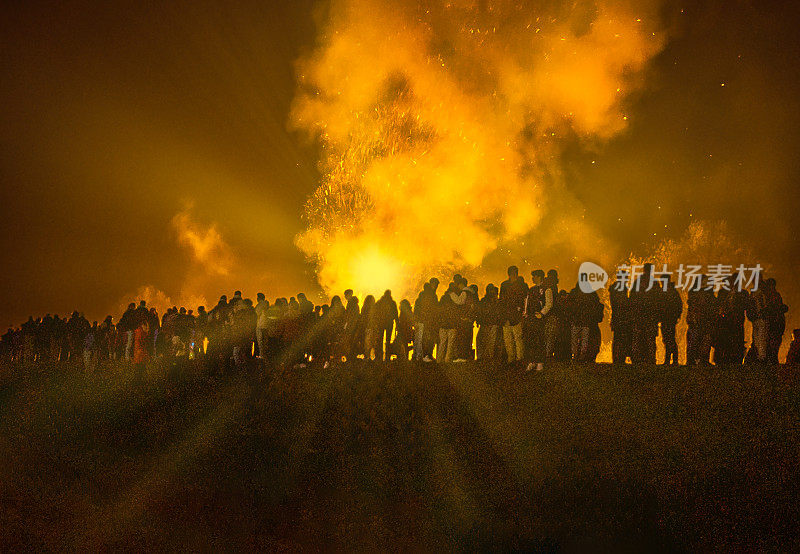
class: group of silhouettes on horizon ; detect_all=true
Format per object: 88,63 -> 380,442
2,263 -> 799,372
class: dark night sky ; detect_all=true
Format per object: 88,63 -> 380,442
1,0 -> 799,328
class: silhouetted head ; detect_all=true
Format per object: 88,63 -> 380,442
234,290 -> 242,298
128,302 -> 135,310
429,277 -> 440,291
257,292 -> 265,301
139,300 -> 146,308
344,289 -> 353,299
180,307 -> 187,314
383,289 -> 392,298
546,269 -> 559,285
507,265 -> 519,278
531,269 -> 545,285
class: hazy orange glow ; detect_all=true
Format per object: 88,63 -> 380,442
348,246 -> 406,299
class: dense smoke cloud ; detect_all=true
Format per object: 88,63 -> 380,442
292,0 -> 666,297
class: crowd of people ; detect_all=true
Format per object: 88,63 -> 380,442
1,263 -> 797,372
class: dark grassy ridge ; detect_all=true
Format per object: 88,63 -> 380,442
1,359 -> 798,551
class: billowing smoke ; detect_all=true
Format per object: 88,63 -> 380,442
172,205 -> 233,276
292,0 -> 665,298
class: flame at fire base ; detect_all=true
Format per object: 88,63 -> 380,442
293,0 -> 665,298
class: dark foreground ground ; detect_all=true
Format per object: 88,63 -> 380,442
1,358 -> 798,552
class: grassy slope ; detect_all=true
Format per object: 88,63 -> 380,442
0,359 -> 798,551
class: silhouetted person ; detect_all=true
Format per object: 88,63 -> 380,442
630,263 -> 659,364
687,275 -> 716,365
413,282 -> 437,361
133,301 -> 149,337
207,295 -> 229,363
359,295 -> 376,359
133,320 -> 150,365
343,294 -> 361,360
499,265 -> 527,365
786,329 -> 800,366
476,284 -> 501,362
98,315 -> 115,361
586,290 -> 604,363
566,282 -> 602,362
713,278 -> 747,365
523,270 -> 546,371
659,279 -> 682,365
323,296 -> 346,363
264,298 -> 286,360
543,270 -> 562,360
610,273 -> 632,364
372,290 -> 398,361
255,293 -> 269,358
437,282 -> 460,363
396,299 -> 414,360
195,306 -> 208,357
147,308 -> 160,356
457,282 -> 479,361
550,291 -> 569,361
764,278 -> 788,363
118,303 -> 136,360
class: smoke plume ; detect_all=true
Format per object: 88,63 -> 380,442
172,205 -> 234,276
292,0 -> 666,297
